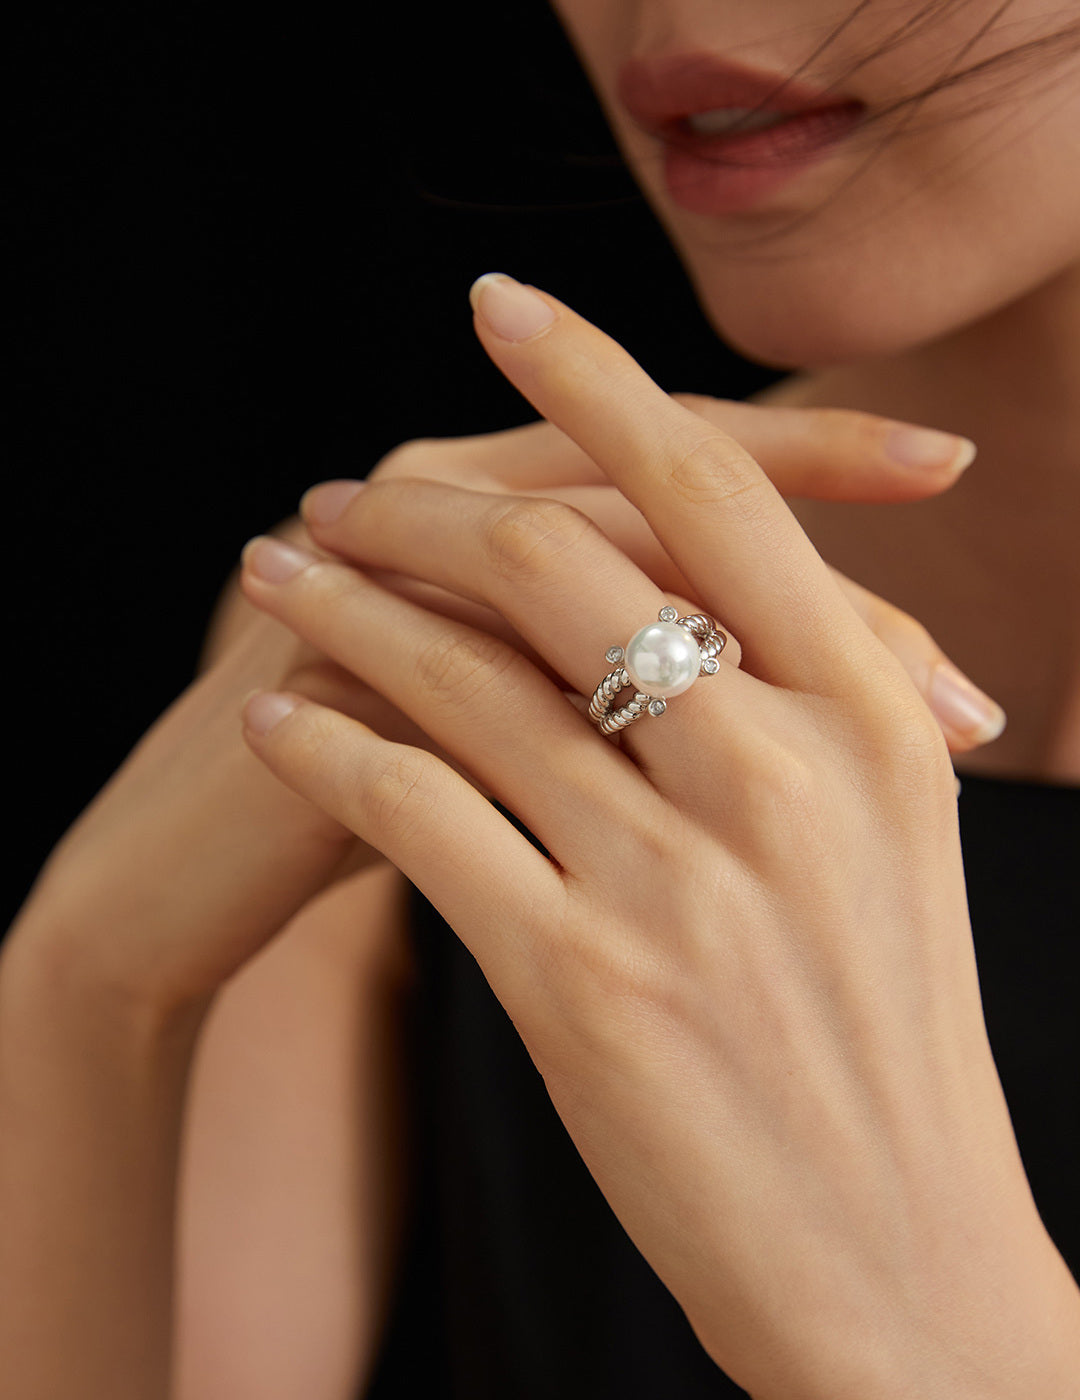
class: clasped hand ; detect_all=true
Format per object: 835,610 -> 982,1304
234,279 -> 1079,1398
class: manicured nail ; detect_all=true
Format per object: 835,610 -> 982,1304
242,536 -> 315,584
242,690 -> 299,736
929,663 -> 1007,745
885,424 -> 977,473
301,479 -> 366,528
469,273 -> 557,342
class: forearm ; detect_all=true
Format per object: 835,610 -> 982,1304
0,921 -> 207,1400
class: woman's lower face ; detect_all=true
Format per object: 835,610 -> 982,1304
548,0 -> 1080,367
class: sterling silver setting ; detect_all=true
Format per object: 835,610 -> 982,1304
588,608 -> 727,735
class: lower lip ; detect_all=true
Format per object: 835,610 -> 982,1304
661,102 -> 865,216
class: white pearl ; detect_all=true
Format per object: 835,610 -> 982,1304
623,621 -> 701,698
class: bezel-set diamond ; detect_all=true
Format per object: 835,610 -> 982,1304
589,607 -> 727,735
591,607 -> 728,733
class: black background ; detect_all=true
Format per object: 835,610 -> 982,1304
9,1 -> 1080,1349
10,2 -> 772,928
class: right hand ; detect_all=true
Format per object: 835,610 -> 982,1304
6,399 -> 988,1020
366,397 -> 998,756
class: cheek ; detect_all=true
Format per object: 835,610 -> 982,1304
548,0 -> 625,67
649,128 -> 1080,368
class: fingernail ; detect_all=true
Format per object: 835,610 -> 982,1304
885,425 -> 977,473
301,479 -> 366,527
242,536 -> 315,584
242,690 -> 299,736
929,662 -> 1007,744
469,273 -> 557,342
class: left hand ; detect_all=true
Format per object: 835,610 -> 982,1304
238,279 -> 1080,1399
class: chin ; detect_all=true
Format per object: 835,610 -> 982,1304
676,213 -> 1079,371
698,298 -> 915,371
681,254 -> 961,370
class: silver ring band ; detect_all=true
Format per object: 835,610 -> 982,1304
588,606 -> 727,736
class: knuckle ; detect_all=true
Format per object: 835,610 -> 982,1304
667,433 -> 771,522
865,589 -> 934,651
895,617 -> 943,676
480,495 -> 595,583
870,714 -> 954,814
812,405 -> 875,438
844,665 -> 954,788
886,685 -> 952,763
364,750 -> 437,844
412,627 -> 520,706
849,408 -> 900,454
792,405 -> 888,457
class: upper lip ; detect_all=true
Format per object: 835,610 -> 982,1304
616,52 -> 861,137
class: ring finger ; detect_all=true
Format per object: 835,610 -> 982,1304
239,534 -> 659,867
296,475 -> 759,761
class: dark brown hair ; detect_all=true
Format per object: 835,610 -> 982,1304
785,0 -> 1080,131
410,0 -> 1080,214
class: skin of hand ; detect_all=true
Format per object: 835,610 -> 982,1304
363,400 -> 1004,758
238,278 -> 1080,1400
7,362 -> 999,1020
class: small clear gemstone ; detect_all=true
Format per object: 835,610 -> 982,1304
648,699 -> 667,717
702,657 -> 720,675
658,606 -> 678,622
605,646 -> 624,665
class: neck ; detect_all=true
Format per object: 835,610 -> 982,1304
809,257 -> 1080,518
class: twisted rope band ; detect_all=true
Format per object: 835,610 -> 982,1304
588,668 -> 652,735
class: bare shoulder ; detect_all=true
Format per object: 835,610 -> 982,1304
174,860 -> 417,1400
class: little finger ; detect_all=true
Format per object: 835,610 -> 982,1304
240,692 -> 567,1010
835,570 -> 1006,752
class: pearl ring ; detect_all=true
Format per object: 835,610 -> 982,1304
588,606 -> 727,736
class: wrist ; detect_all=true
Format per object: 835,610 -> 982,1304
1,905 -> 210,1057
720,1217 -> 1080,1400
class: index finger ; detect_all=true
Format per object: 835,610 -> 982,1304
469,273 -> 872,693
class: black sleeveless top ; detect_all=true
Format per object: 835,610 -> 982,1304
367,774 -> 1080,1397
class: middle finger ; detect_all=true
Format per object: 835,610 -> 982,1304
468,276 -> 873,695
299,475 -> 758,749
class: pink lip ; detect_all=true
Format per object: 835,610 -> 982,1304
617,53 -> 866,216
